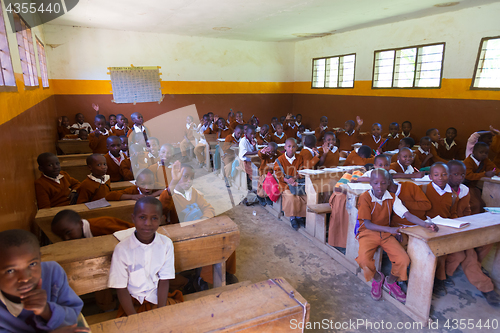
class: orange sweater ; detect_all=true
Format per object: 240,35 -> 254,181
283,122 -> 298,139
76,177 -> 112,204
105,153 -> 134,182
337,130 -> 360,151
273,153 -> 304,192
270,133 -> 287,144
229,120 -> 246,130
299,148 -> 320,170
35,171 -> 80,209
87,216 -> 134,236
258,150 -> 282,176
464,155 -> 498,185
389,161 -> 418,174
438,140 -> 463,160
456,185 -> 472,218
344,151 -> 374,166
314,126 -> 330,146
392,182 -> 431,226
357,191 -> 395,232
110,127 -> 127,137
256,132 -> 271,145
391,153 -> 421,168
57,126 -> 72,139
420,183 -> 458,219
357,133 -> 383,152
318,147 -> 340,168
105,185 -> 139,201
159,188 -> 215,223
489,134 -> 500,168
381,134 -> 400,152
89,132 -> 112,154
148,162 -> 172,186
430,143 -> 447,163
217,127 -> 232,140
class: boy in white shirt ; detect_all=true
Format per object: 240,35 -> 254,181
239,125 -> 258,191
108,197 -> 183,317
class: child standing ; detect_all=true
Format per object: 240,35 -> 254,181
77,154 -> 111,204
105,136 -> 134,182
127,112 -> 151,147
89,115 -> 113,154
108,197 -> 183,317
239,125 -> 258,191
257,142 -> 282,206
35,153 -> 80,209
0,229 -> 85,332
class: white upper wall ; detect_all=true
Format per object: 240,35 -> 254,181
43,25 -> 295,82
294,3 -> 500,81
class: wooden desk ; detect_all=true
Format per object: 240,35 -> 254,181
89,278 -> 308,333
57,153 -> 91,162
57,140 -> 92,154
481,177 -> 500,207
60,159 -> 88,182
34,200 -> 137,243
401,212 -> 500,323
41,216 -> 240,293
110,180 -> 134,191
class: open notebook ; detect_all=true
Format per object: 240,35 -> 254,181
427,215 -> 470,229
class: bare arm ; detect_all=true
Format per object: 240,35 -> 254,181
116,288 -> 136,316
364,219 -> 399,234
403,212 -> 438,232
157,279 -> 170,308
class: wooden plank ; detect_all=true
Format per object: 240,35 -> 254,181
57,140 -> 92,154
41,216 -> 240,295
57,153 -> 92,162
314,213 -> 327,244
482,179 -> 500,207
307,203 -> 331,214
89,278 -> 309,333
213,261 -> 226,287
60,159 -> 89,182
110,180 -> 135,191
35,200 -> 137,244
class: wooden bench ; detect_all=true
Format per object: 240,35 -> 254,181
481,176 -> 500,207
88,278 -> 309,333
57,140 -> 92,154
306,203 -> 331,244
34,200 -> 137,243
110,180 -> 135,191
60,159 -> 89,182
57,153 -> 92,162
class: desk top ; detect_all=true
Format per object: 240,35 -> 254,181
481,176 -> 500,185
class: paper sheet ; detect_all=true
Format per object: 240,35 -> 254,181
484,207 -> 500,214
110,67 -> 162,104
298,169 -> 325,175
491,176 -> 500,181
84,198 -> 111,210
428,215 -> 470,228
347,183 -> 372,190
413,175 -> 431,182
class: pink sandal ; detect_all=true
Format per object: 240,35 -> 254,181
371,272 -> 385,301
384,278 -> 406,303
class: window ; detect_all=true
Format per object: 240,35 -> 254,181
13,12 -> 38,87
471,36 -> 500,89
372,43 -> 445,88
36,38 -> 48,87
312,53 -> 355,88
0,2 -> 15,86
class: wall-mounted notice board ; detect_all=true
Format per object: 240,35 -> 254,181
109,66 -> 162,104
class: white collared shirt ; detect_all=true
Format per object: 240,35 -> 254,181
133,124 -> 145,133
238,136 -> 256,161
373,135 -> 382,144
274,132 -> 285,139
232,133 -> 241,143
345,130 -> 356,136
363,169 -> 396,178
82,219 -> 93,238
0,290 -> 23,317
444,140 -> 457,150
109,151 -> 126,166
108,232 -> 175,305
398,161 -> 415,174
368,189 -> 408,218
418,147 -> 429,155
114,124 -> 125,131
471,154 -> 481,167
97,128 -> 110,136
402,132 -> 411,138
285,153 -> 296,165
43,173 -> 64,184
431,182 -> 453,196
88,174 -> 111,184
457,184 -> 469,199
174,187 -> 193,201
71,122 -> 93,134
329,146 -> 339,154
391,133 -> 400,139
432,142 -> 439,149
295,121 -> 302,127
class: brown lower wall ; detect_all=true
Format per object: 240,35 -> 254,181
293,94 -> 500,144
0,96 -> 58,232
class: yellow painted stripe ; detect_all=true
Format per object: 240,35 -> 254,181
0,74 -> 54,126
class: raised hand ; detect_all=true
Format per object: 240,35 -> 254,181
92,103 -> 99,113
170,160 -> 184,182
490,125 -> 500,135
356,116 -> 363,126
322,141 -> 330,152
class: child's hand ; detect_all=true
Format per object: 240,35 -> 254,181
489,125 -> 500,135
322,142 -> 330,153
312,148 -> 320,156
485,170 -> 495,177
68,192 -> 78,205
92,103 -> 99,113
284,177 -> 296,185
51,325 -> 90,333
425,222 -> 439,232
356,116 -> 363,126
20,279 -> 49,316
58,117 -> 62,125
214,115 -> 219,123
93,129 -> 100,137
413,171 -> 425,178
132,194 -> 146,200
171,160 -> 184,182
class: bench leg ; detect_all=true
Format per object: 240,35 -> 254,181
314,213 -> 327,244
213,262 -> 226,288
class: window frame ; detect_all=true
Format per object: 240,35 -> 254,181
0,0 -> 16,87
311,52 -> 356,89
12,12 -> 38,87
470,36 -> 500,91
371,42 -> 446,89
36,36 -> 49,88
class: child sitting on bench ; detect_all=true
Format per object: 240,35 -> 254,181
105,136 -> 134,182
105,169 -> 163,201
108,197 -> 183,317
77,154 -> 111,204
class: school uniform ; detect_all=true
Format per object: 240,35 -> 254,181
299,147 -> 320,170
159,187 -> 215,223
489,134 -> 500,168
273,153 -> 307,218
314,126 -> 330,146
391,182 -> 431,227
318,145 -> 340,168
127,124 -> 152,146
270,132 -> 287,144
357,133 -> 382,152
220,134 -> 240,178
76,174 -> 111,204
414,147 -> 434,168
257,149 -> 282,198
430,142 -> 447,163
283,122 -> 298,139
381,133 -> 400,152
401,132 -> 419,144
71,122 -> 92,134
147,161 -> 172,187
356,190 -> 410,282
108,231 -> 183,317
256,132 -> 271,145
239,136 -> 257,178
438,139 -> 463,160
217,126 -> 232,140
343,150 -> 374,166
57,125 -> 72,139
328,191 -> 349,248
105,185 -> 143,201
110,124 -> 128,137
0,261 -> 83,333
337,130 -> 360,152
193,123 -> 212,164
180,123 -> 196,157
389,161 -> 418,174
105,152 -> 134,182
229,119 -> 246,130
89,129 -> 113,154
464,154 -> 498,214
391,152 -> 421,168
35,171 -> 80,209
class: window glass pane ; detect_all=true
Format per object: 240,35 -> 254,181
416,44 -> 444,87
374,50 -> 394,87
326,57 -> 339,88
394,48 -> 416,88
340,54 -> 355,87
312,58 -> 325,88
473,38 -> 500,88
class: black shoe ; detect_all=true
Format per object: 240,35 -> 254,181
226,273 -> 239,285
444,275 -> 455,287
297,217 -> 306,228
258,196 -> 267,207
397,281 -> 408,294
193,276 -> 209,292
482,291 -> 500,308
290,218 -> 299,231
265,197 -> 273,206
433,279 -> 447,296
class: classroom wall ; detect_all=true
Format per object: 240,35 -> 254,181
292,3 -> 500,141
0,3 -> 57,232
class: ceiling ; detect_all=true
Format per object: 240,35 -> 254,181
47,0 -> 500,42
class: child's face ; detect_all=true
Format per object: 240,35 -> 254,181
370,173 -> 389,199
76,114 -> 84,124
260,126 -> 268,135
0,243 -> 41,300
208,113 -> 214,122
276,125 -> 283,135
480,133 -> 493,146
79,130 -> 89,140
298,126 -> 305,133
116,115 -> 125,127
420,139 -> 431,152
52,219 -> 83,241
203,116 -> 210,125
39,155 -> 61,178
398,140 -> 410,150
61,117 -> 69,127
89,155 -> 108,177
176,168 -> 195,192
132,114 -> 144,126
430,165 -> 449,189
344,121 -> 354,132
269,146 -> 277,155
320,118 -> 328,127
236,113 -> 243,122
389,124 -> 400,136
272,118 -> 278,125
428,130 -> 440,142
159,146 -> 174,162
136,174 -> 155,195
374,157 -> 390,171
324,134 -> 336,148
109,116 -> 117,126
448,165 -> 465,187
246,128 -> 256,141
371,124 -> 381,137
217,119 -> 224,128
107,138 -> 122,157
285,140 -> 297,157
148,140 -> 159,155
232,128 -> 241,139
95,118 -> 106,131
402,123 -> 411,134
296,115 -> 302,122
398,150 -> 414,167
280,116 -> 286,123
473,146 -> 489,162
186,116 -> 193,124
446,129 -> 457,141
132,203 -> 163,244
120,137 -> 129,152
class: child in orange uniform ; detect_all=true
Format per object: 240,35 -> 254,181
57,116 -> 74,139
415,136 -> 435,168
127,112 -> 151,147
257,142 -> 282,206
344,145 -> 374,166
89,115 -> 113,154
106,169 -> 164,201
148,143 -> 175,186
283,114 -> 299,139
256,124 -> 271,145
298,135 -> 320,170
35,153 -> 80,209
77,154 -> 111,204
111,114 -> 128,136
438,127 -> 464,160
389,147 -> 424,179
317,132 -> 340,168
314,116 -> 330,146
426,128 -> 447,163
401,121 -> 418,143
357,121 -> 383,152
271,123 -> 287,144
381,122 -> 401,152
105,136 -> 134,182
336,119 -> 361,155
